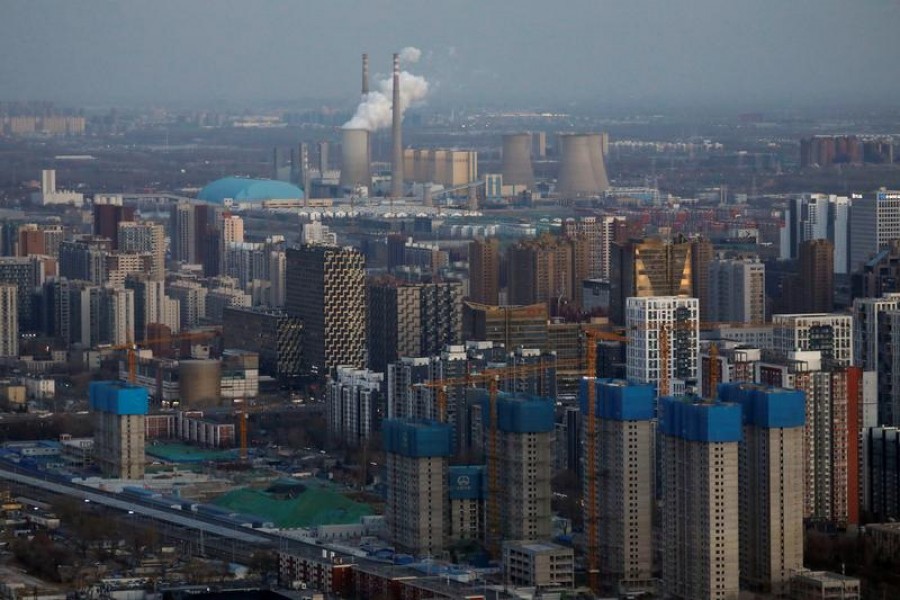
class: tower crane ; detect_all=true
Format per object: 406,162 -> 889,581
110,328 -> 222,384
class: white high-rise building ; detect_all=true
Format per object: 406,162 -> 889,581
326,367 -> 384,448
625,296 -> 699,395
850,189 -> 900,272
773,314 -> 853,366
708,258 -> 766,324
0,284 -> 18,357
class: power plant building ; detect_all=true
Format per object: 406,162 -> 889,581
403,149 -> 478,188
556,133 -> 610,197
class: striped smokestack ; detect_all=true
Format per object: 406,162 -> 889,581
362,53 -> 369,95
390,53 -> 403,198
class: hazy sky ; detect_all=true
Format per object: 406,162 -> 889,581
2,1 -> 898,110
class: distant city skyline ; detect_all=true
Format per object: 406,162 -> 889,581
1,1 -> 899,110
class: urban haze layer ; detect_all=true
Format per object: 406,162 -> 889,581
0,3 -> 900,600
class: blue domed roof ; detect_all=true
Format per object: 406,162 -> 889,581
198,177 -> 303,204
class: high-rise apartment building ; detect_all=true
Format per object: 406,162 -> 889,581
383,419 -> 452,556
448,465 -> 485,543
0,284 -> 17,357
16,223 -> 63,258
773,313 -> 853,366
463,302 -> 548,351
850,189 -> 900,272
708,258 -> 766,323
285,245 -> 365,374
780,193 -> 851,274
486,393 -> 554,542
626,296 -> 699,395
118,222 -> 165,281
507,233 -> 589,311
167,281 -> 207,330
126,277 -> 180,341
581,379 -> 655,594
690,237 -> 714,322
756,353 -> 876,526
93,200 -> 135,249
0,256 -> 45,331
468,238 -> 499,305
326,367 -> 384,448
367,279 -> 463,373
170,203 -> 196,264
660,395 -> 742,600
90,381 -> 148,479
563,215 -> 627,279
852,294 -> 900,424
796,239 -> 834,313
222,307 -> 302,381
719,383 -> 805,596
609,237 -> 695,324
851,239 -> 900,299
59,237 -> 110,286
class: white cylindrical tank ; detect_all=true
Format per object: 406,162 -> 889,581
339,128 -> 371,190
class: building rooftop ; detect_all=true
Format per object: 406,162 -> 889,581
198,177 -> 303,204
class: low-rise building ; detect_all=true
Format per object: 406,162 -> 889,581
502,541 -> 574,589
790,569 -> 861,599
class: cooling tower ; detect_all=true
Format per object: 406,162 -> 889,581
557,134 -> 600,196
501,133 -> 535,187
179,359 -> 221,408
339,128 -> 371,190
587,133 -> 610,192
390,53 -> 404,198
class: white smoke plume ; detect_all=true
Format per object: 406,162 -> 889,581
343,48 -> 429,131
398,46 -> 422,64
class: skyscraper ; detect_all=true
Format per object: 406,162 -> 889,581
850,189 -> 900,272
780,193 -> 851,274
367,279 -> 462,373
773,313 -> 853,366
170,203 -> 196,263
660,395 -> 742,600
383,419 -> 452,555
118,222 -> 165,281
90,381 -> 148,479
486,393 -> 554,542
690,237 -> 714,322
720,383 -> 805,596
93,200 -> 135,249
581,379 -> 654,594
468,237 -> 499,305
852,294 -> 900,424
708,258 -> 766,323
609,237 -> 694,324
286,245 -> 366,374
796,239 -> 834,313
507,233 -> 589,311
0,284 -> 18,357
625,296 -> 699,395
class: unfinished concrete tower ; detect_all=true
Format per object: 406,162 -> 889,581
390,53 -> 404,198
501,133 -> 535,188
339,128 -> 371,190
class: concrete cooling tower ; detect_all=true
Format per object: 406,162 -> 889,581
179,359 -> 221,409
339,128 -> 371,190
557,133 -> 610,196
501,133 -> 535,188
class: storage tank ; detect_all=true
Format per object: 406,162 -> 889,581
179,359 -> 221,408
501,133 -> 535,188
339,128 -> 371,190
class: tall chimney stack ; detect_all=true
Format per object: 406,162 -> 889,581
362,53 -> 369,95
390,53 -> 403,198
